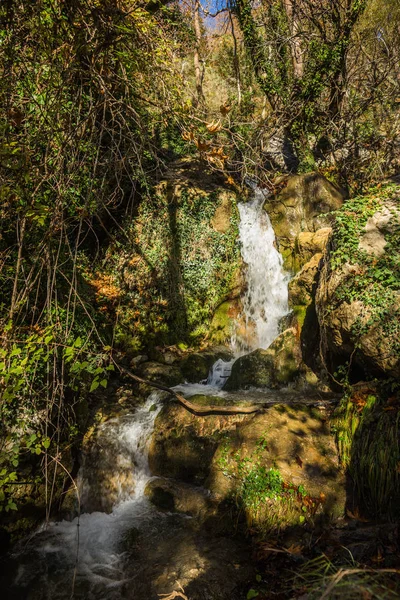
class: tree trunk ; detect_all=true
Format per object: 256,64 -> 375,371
283,0 -> 304,79
193,0 -> 205,104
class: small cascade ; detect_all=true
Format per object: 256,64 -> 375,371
10,392 -> 164,599
232,188 -> 289,353
206,358 -> 235,388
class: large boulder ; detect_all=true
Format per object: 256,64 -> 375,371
149,394 -> 345,531
264,174 -> 344,272
149,402 -> 246,485
224,328 -> 302,390
316,191 -> 400,378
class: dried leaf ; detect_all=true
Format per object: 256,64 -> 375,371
295,454 -> 303,468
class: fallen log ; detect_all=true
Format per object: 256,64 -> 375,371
115,363 -> 262,416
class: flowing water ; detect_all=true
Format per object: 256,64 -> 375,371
7,393 -> 164,599
5,188 -> 290,599
203,189 -> 289,389
232,188 -> 289,354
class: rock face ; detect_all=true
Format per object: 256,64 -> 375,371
289,253 -> 323,307
149,402 -> 244,484
316,192 -> 400,378
135,361 -> 183,387
264,173 -> 344,272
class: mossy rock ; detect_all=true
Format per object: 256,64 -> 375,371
206,404 -> 346,530
208,301 -> 233,345
135,361 -> 182,387
224,329 -> 301,390
316,190 -> 400,378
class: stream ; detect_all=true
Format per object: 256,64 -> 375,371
4,190 -> 291,600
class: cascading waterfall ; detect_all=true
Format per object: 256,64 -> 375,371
206,187 -> 289,387
10,393 -> 163,599
232,188 -> 289,353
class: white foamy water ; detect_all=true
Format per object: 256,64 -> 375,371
180,187 -> 290,394
11,392 -> 163,599
232,189 -> 289,354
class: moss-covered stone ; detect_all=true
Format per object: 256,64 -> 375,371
206,403 -> 346,529
316,187 -> 400,378
180,348 -> 232,383
224,329 -> 302,390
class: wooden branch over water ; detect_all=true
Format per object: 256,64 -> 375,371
115,363 -> 262,416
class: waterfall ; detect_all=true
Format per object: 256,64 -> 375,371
8,186 -> 290,598
206,188 -> 289,387
232,188 -> 289,353
10,393 -> 163,598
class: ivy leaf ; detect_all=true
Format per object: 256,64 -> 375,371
90,379 -> 99,392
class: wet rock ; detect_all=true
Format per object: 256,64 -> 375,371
180,347 -> 233,383
224,329 -> 302,390
208,300 -> 241,346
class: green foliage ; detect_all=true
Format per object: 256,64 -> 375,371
328,184 -> 400,359
332,390 -> 400,519
104,185 -> 240,349
0,325 -> 113,512
0,0 -> 193,521
218,435 -> 310,531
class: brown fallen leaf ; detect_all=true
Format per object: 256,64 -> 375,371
295,454 -> 303,468
346,508 -> 369,522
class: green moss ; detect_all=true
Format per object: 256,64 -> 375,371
188,394 -> 230,407
292,305 -> 307,329
209,301 -> 232,344
332,391 -> 400,519
103,184 -> 241,350
326,183 -> 400,362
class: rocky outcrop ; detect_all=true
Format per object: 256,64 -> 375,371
149,402 -> 245,484
316,193 -> 400,379
289,253 -> 323,307
150,397 -> 346,531
264,174 -> 344,272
